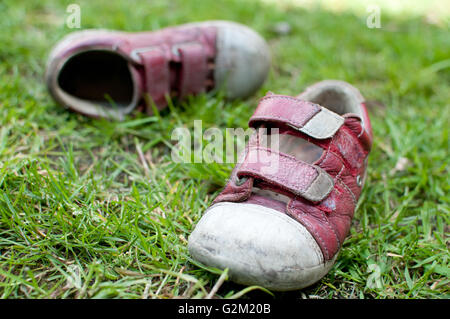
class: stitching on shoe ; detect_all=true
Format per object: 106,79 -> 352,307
336,177 -> 357,205
335,164 -> 345,181
295,209 -> 330,261
322,210 -> 341,251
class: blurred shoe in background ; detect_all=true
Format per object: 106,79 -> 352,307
45,21 -> 271,119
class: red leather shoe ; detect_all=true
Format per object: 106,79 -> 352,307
45,21 -> 271,119
188,80 -> 373,291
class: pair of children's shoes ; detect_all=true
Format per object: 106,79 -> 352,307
46,21 -> 372,291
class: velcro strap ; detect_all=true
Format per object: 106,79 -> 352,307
138,48 -> 170,109
249,95 -> 345,139
176,42 -> 208,98
236,147 -> 334,202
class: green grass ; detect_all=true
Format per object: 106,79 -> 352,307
0,0 -> 449,299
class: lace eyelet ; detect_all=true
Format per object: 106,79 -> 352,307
356,175 -> 362,187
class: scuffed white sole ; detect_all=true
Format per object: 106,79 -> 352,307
188,202 -> 337,291
207,21 -> 271,99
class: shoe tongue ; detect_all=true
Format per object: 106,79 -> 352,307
258,130 -> 323,164
244,192 -> 288,214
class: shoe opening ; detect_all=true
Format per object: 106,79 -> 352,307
57,50 -> 134,110
297,80 -> 364,118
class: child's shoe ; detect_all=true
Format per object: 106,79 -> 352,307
188,80 -> 373,291
46,21 -> 271,119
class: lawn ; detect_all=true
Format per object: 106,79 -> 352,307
0,0 -> 448,299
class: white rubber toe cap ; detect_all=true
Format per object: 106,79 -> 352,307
188,202 -> 336,291
198,21 -> 271,99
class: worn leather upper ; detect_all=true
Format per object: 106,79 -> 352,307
213,93 -> 372,261
47,24 -> 217,114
